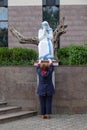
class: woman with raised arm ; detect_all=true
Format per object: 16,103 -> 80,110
36,59 -> 55,119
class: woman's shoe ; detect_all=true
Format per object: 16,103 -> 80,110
46,115 -> 51,119
41,115 -> 46,119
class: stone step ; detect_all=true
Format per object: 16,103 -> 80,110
0,111 -> 37,123
0,102 -> 7,107
0,106 -> 22,115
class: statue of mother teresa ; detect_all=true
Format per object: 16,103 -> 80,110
38,21 -> 54,60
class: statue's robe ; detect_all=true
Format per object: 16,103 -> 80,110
38,27 -> 54,60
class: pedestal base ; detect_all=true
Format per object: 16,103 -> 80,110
34,60 -> 59,66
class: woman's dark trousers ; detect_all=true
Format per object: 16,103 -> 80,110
39,95 -> 53,115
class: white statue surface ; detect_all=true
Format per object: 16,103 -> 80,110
38,21 -> 54,60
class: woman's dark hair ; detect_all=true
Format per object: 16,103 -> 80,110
40,62 -> 50,71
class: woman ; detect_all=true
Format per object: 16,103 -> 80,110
38,21 -> 54,60
36,59 -> 55,119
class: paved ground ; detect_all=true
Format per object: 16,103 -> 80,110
0,114 -> 87,130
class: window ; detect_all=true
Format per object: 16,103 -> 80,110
43,0 -> 60,31
0,0 -> 8,47
0,0 -> 7,6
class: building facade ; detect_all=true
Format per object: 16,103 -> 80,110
0,0 -> 8,47
0,0 -> 87,48
60,0 -> 87,47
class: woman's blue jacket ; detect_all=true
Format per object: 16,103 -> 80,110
36,64 -> 55,96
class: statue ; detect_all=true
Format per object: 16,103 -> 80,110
38,21 -> 54,60
10,17 -> 67,61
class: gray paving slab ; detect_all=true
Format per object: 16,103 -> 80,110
0,114 -> 87,130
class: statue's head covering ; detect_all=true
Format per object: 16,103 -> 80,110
41,21 -> 51,30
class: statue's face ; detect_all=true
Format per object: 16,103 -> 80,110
42,22 -> 49,30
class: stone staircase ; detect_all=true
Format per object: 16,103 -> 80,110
0,101 -> 37,123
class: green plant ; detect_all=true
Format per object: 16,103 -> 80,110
57,46 -> 70,65
57,45 -> 87,65
0,47 -> 38,66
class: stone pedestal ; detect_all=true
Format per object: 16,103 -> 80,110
34,60 -> 59,66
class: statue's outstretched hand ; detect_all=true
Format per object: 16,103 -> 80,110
38,60 -> 42,64
48,59 -> 52,64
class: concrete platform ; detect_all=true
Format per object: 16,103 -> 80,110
0,101 -> 37,123
0,114 -> 87,130
0,102 -> 7,107
0,111 -> 37,123
0,106 -> 21,115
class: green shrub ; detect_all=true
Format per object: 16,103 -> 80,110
0,47 -> 38,66
57,46 -> 70,65
57,45 -> 87,65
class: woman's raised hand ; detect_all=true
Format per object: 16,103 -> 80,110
48,59 -> 52,64
38,60 -> 42,64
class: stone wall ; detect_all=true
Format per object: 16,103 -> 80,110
0,66 -> 87,114
8,6 -> 42,50
8,5 -> 87,48
60,5 -> 87,47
